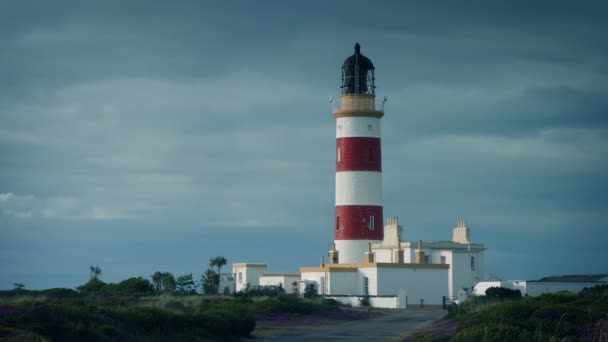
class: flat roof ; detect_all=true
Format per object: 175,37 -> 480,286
232,263 -> 268,268
531,274 -> 608,283
301,262 -> 449,273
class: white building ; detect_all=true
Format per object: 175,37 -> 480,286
300,218 -> 483,307
232,263 -> 268,293
473,274 -> 608,297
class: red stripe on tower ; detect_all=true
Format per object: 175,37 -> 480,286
335,205 -> 383,240
336,137 -> 382,172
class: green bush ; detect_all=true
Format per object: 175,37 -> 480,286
485,286 -> 522,298
38,288 -> 80,299
359,296 -> 371,307
449,285 -> 608,341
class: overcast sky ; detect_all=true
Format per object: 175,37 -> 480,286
1,1 -> 607,290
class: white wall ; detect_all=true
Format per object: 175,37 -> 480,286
450,250 -> 483,298
374,249 -> 392,263
376,267 -> 448,305
359,267 -> 378,295
329,271 -> 359,295
233,265 -> 267,292
326,295 -> 399,309
335,240 -> 381,264
472,281 -> 504,296
300,271 -> 324,295
259,275 -> 300,294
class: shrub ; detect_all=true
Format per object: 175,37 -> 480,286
359,296 -> 371,307
76,279 -> 106,293
38,288 -> 80,299
485,287 -> 522,298
163,300 -> 185,311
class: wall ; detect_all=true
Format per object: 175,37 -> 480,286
259,275 -> 300,294
359,267 -> 378,295
326,295 -> 399,309
374,249 -> 392,263
471,281 -> 503,296
233,265 -> 268,292
450,250 -> 483,298
376,267 -> 448,305
329,271 -> 359,295
300,271 -> 324,294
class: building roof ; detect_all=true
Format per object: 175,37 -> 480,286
373,240 -> 485,251
232,263 -> 268,268
301,262 -> 449,273
532,274 -> 608,283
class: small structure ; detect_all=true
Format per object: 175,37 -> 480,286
232,263 -> 268,293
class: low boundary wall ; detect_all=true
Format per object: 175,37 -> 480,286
324,295 -> 403,309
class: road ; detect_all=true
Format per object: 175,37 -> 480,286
246,309 -> 447,342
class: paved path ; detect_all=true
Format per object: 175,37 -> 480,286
246,309 -> 447,342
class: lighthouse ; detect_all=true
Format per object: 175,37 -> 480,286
331,43 -> 385,264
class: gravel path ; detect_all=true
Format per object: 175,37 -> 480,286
245,309 -> 447,342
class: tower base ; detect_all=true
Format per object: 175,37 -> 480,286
334,239 -> 381,264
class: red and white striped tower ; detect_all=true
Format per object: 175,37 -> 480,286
331,43 -> 385,264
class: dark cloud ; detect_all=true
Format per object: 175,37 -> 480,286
1,1 -> 607,288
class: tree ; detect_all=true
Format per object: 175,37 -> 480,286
114,277 -> 155,293
209,256 -> 227,293
89,265 -> 102,281
201,268 -> 219,295
13,283 -> 25,291
162,273 -> 176,292
176,273 -> 197,294
151,271 -> 176,292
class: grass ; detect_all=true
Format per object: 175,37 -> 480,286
0,291 -> 348,341
404,285 -> 608,341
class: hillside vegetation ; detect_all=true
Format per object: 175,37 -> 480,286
0,291 -> 340,341
408,285 -> 608,341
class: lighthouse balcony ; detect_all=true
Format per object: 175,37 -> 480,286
332,94 -> 386,118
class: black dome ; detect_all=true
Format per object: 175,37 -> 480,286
341,43 -> 376,95
342,43 -> 374,69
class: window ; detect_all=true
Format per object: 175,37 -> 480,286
337,148 -> 341,162
471,256 -> 476,270
238,272 -> 243,283
363,277 -> 369,295
336,216 -> 340,230
440,256 -> 446,264
369,215 -> 375,230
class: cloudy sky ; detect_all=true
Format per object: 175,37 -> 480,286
1,1 -> 607,290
